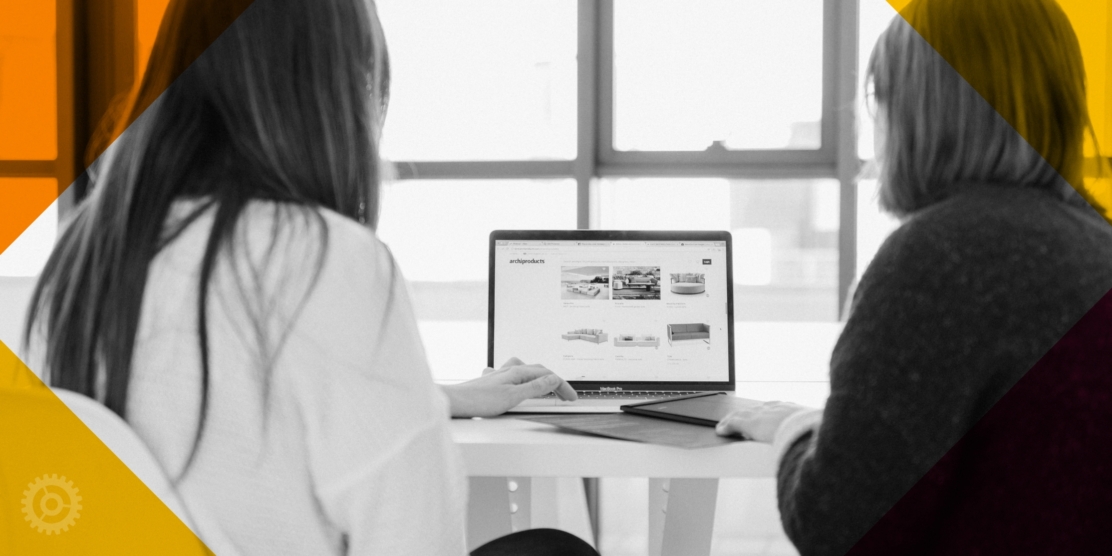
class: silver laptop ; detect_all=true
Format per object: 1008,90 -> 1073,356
489,231 -> 736,413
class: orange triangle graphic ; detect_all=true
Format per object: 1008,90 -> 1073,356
0,179 -> 58,257
2,1 -> 253,551
0,0 -> 253,259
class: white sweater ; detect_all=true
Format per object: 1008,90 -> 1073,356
84,201 -> 467,554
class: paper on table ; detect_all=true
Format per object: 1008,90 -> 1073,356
517,413 -> 742,449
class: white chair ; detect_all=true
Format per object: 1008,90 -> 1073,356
0,276 -> 37,349
54,389 -> 243,556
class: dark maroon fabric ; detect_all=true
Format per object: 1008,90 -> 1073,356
848,289 -> 1112,555
776,185 -> 1112,555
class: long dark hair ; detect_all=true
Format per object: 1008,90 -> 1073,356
26,0 -> 390,476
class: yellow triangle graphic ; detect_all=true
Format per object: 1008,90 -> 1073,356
1,340 -> 212,554
885,0 -> 1112,217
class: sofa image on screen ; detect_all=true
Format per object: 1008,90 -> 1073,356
562,329 -> 608,344
613,275 -> 657,289
614,334 -> 660,348
612,267 -> 662,300
565,284 -> 602,297
670,273 -> 706,295
667,323 -> 710,345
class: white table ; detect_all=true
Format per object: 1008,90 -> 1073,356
442,322 -> 841,554
451,416 -> 777,556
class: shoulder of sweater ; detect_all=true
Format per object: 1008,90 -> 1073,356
905,184 -> 1107,236
881,185 -> 1110,262
855,184 -> 1112,320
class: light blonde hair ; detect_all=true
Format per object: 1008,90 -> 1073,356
867,0 -> 1098,216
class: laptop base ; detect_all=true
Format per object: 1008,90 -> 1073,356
505,402 -> 624,414
505,391 -> 713,414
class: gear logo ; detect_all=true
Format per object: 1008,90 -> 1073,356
21,474 -> 83,534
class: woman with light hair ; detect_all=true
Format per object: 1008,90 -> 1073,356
717,0 -> 1112,553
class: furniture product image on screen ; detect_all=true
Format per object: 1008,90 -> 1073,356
667,323 -> 710,345
613,334 -> 660,348
561,329 -> 608,344
670,273 -> 706,295
565,284 -> 602,297
613,276 -> 658,290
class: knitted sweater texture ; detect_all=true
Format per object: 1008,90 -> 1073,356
779,184 -> 1112,555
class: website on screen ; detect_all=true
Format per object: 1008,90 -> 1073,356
493,240 -> 730,382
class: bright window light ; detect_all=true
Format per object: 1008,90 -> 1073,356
613,0 -> 824,151
599,178 -> 840,321
731,228 -> 772,286
858,0 -> 900,160
855,179 -> 901,280
0,182 -> 57,278
377,0 -> 577,161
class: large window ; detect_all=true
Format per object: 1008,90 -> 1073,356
374,0 -> 865,378
611,0 -> 825,152
379,0 -> 578,161
0,1 -> 67,277
3,1 -> 913,372
1,0 -> 173,278
855,0 -> 902,280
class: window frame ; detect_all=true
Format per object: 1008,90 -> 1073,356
0,0 -> 77,212
1,0 -> 140,221
596,0 -> 838,170
391,0 -> 862,314
8,0 -> 864,314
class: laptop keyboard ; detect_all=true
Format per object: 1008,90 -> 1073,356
535,391 -> 700,400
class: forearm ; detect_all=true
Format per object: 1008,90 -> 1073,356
777,426 -> 961,556
777,433 -> 865,556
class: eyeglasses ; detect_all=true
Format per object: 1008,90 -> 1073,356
864,80 -> 883,117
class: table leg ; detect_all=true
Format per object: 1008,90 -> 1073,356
538,478 -> 600,547
467,477 -> 531,551
649,479 -> 668,556
527,478 -> 595,548
467,477 -> 595,551
583,477 -> 600,546
648,478 -> 719,556
509,477 -> 532,533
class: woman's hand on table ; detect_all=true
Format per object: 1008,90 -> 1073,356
715,400 -> 808,443
441,357 -> 577,418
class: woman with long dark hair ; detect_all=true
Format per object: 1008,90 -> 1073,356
717,0 -> 1112,554
24,0 -> 593,554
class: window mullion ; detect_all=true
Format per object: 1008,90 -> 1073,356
836,0 -> 862,316
576,0 -> 601,230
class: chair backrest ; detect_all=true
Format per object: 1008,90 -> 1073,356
0,276 -> 37,349
53,389 -> 244,556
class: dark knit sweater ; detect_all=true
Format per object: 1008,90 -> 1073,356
779,184 -> 1112,555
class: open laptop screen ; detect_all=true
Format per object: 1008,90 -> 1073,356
490,232 -> 734,388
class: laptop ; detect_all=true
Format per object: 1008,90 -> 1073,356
489,231 -> 736,413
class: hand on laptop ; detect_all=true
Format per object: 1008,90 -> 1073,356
441,357 -> 578,418
715,400 -> 808,443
